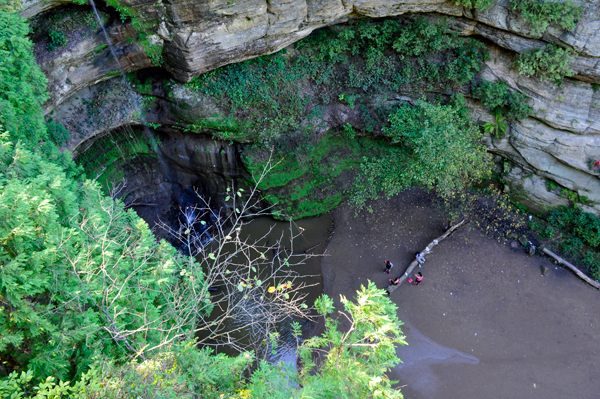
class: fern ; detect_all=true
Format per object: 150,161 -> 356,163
510,0 -> 583,36
514,44 -> 576,84
454,0 -> 494,10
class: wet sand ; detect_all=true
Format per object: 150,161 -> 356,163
321,190 -> 600,399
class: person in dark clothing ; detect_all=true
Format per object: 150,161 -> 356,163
389,277 -> 401,285
384,261 -> 394,275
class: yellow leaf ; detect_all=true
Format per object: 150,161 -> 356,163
268,286 -> 276,293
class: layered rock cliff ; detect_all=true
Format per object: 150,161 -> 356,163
22,0 -> 600,216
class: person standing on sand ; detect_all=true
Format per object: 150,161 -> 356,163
384,261 -> 394,275
413,272 -> 423,286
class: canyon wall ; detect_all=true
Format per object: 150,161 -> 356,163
23,0 -> 600,215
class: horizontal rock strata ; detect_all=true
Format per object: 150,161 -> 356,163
24,0 -> 600,214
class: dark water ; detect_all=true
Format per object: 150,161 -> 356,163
198,213 -> 332,363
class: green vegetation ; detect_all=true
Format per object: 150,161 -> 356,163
189,17 -> 488,145
46,119 -> 71,146
454,0 -> 494,10
351,98 -> 492,209
483,114 -> 507,138
0,0 -> 22,12
2,282 -> 406,398
188,17 -> 490,217
0,11 -> 49,144
545,179 -> 591,205
514,44 -> 576,84
530,206 -> 600,279
1,9 -> 408,397
93,43 -> 108,52
46,29 -> 66,51
68,0 -> 164,65
243,131 -> 390,219
473,78 -> 533,121
188,50 -> 308,145
545,179 -> 559,191
291,282 -> 406,398
2,0 -> 597,395
105,0 -> 164,65
509,0 -> 583,36
75,128 -> 157,189
0,133 -> 197,378
0,7 -> 206,382
30,6 -> 106,53
548,207 -> 600,248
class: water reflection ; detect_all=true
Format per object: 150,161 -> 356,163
196,214 -> 332,363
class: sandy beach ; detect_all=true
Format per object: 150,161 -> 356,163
321,191 -> 600,399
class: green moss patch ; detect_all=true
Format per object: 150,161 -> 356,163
243,131 -> 391,219
76,128 -> 157,191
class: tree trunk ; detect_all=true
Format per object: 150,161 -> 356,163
386,219 -> 468,294
540,247 -> 600,290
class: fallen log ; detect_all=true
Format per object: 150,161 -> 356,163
540,247 -> 600,290
386,219 -> 468,294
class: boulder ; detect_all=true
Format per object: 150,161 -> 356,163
540,264 -> 550,276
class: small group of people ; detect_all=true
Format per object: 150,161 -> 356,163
384,252 -> 425,286
388,272 -> 423,286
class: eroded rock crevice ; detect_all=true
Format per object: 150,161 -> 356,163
76,124 -> 250,237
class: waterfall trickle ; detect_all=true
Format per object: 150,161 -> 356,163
88,0 -> 171,184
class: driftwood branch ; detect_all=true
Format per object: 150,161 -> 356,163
387,219 -> 468,294
540,247 -> 600,290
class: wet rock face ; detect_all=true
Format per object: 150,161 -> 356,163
75,124 -> 250,234
28,4 -> 152,112
26,0 -> 600,216
23,0 -> 600,84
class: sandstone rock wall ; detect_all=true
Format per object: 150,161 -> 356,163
25,0 -> 600,215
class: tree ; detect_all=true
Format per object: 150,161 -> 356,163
245,281 -> 407,398
156,158 -> 318,358
0,10 -> 49,144
351,98 -> 492,209
0,124 -> 199,378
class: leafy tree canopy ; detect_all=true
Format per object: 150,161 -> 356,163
0,10 -> 49,144
352,98 -> 492,208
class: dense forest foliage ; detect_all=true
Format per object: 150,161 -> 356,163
1,0 -> 598,396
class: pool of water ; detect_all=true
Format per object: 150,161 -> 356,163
196,213 -> 332,363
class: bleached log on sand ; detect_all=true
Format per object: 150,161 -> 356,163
387,219 -> 468,294
540,247 -> 600,290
